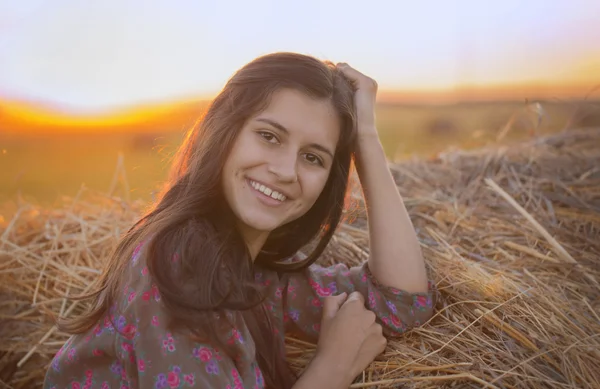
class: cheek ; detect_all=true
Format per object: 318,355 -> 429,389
302,171 -> 331,202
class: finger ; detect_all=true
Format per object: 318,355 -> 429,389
336,62 -> 365,79
344,291 -> 365,306
336,63 -> 377,91
321,292 -> 348,320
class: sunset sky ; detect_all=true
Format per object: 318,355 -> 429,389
0,0 -> 599,112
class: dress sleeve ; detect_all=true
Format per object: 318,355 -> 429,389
279,257 -> 436,343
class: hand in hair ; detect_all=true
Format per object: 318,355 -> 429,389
336,62 -> 379,136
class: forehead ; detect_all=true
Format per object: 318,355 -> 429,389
255,88 -> 340,148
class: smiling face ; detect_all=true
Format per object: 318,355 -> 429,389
222,88 -> 340,249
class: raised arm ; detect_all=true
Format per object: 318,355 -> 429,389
337,62 -> 429,294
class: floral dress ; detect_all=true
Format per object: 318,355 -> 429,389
43,241 -> 436,389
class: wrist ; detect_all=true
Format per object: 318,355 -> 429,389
308,354 -> 354,388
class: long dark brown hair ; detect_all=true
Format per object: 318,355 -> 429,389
59,52 -> 357,388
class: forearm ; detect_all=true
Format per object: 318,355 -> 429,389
293,355 -> 352,389
355,131 -> 428,293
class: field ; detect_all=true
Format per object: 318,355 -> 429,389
2,99 -> 599,208
1,126 -> 599,388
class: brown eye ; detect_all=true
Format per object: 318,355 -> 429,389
304,153 -> 324,167
257,131 -> 279,144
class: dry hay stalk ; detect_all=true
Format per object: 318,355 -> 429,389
1,128 -> 599,389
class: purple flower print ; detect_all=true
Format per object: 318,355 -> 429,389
52,356 -> 60,372
327,282 -> 338,294
386,300 -> 398,314
287,309 -> 300,322
205,359 -> 219,375
110,361 -> 123,376
116,315 -> 126,331
67,348 -> 76,361
155,373 -> 167,389
172,366 -> 181,374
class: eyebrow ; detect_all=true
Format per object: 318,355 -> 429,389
255,117 -> 335,159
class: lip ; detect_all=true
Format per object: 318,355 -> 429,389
246,178 -> 288,207
246,178 -> 292,200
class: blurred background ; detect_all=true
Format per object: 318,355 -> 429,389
1,0 -> 599,206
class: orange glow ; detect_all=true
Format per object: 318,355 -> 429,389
0,97 -> 211,134
2,80 -> 599,135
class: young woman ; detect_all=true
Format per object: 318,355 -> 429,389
44,52 -> 435,389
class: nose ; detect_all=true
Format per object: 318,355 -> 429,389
268,153 -> 298,183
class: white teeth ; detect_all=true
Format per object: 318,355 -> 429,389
249,180 -> 287,202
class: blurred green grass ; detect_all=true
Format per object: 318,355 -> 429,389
1,100 -> 598,206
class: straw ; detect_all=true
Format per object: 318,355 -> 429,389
1,128 -> 599,388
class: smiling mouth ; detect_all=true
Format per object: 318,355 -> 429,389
247,179 -> 287,202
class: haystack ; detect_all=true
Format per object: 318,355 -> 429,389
1,128 -> 599,389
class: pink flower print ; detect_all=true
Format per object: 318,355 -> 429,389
137,359 -> 146,372
121,342 -> 134,353
205,359 -> 219,375
71,382 -> 81,389
227,329 -> 243,344
341,270 -> 351,277
141,266 -> 149,276
391,314 -> 402,328
162,333 -> 176,352
311,297 -> 322,307
415,295 -> 430,309
309,278 -> 331,297
167,372 -> 180,389
101,382 -> 110,389
132,242 -> 143,265
122,324 -> 137,340
92,348 -> 104,357
231,368 -> 243,389
255,364 -> 264,387
127,292 -> 137,303
197,347 -> 212,362
360,272 -> 368,283
312,323 -> 321,333
142,291 -> 151,302
184,374 -> 194,386
274,286 -> 283,299
93,324 -> 102,336
382,316 -> 390,326
67,348 -> 76,362
151,315 -> 159,326
214,348 -> 223,361
151,284 -> 161,301
85,370 -> 93,379
368,291 -> 376,308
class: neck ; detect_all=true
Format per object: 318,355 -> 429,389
237,224 -> 270,261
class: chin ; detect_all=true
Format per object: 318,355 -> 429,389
239,211 -> 282,233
